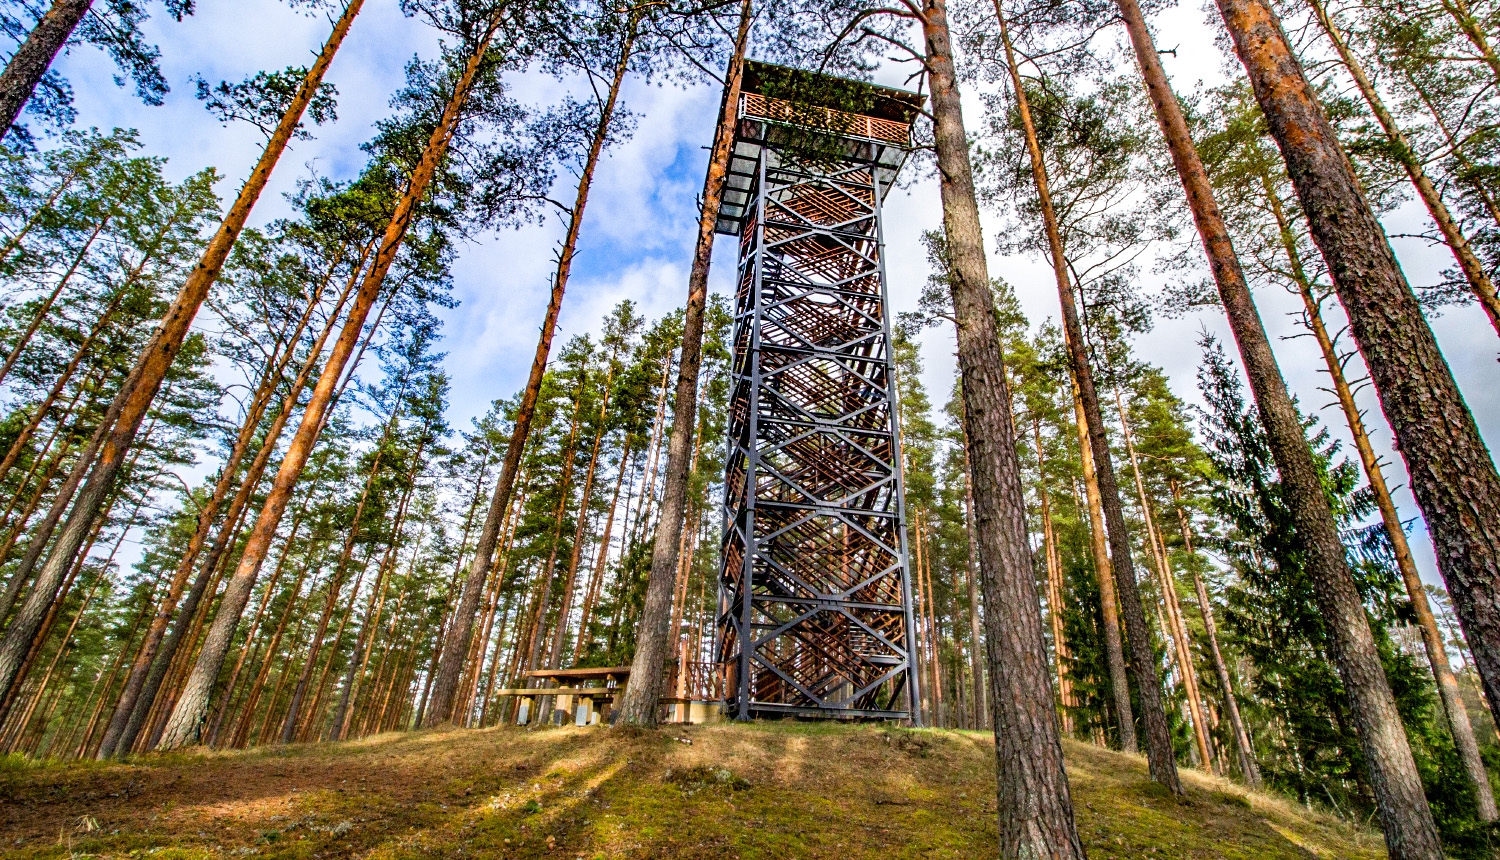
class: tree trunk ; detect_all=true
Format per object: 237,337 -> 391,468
423,15 -> 632,727
0,273 -> 131,493
922,1 -> 1087,854
1437,0 -> 1500,87
0,0 -> 93,138
1069,375 -> 1135,751
1121,0 -> 1444,852
226,534 -> 313,749
1305,0 -> 1500,335
574,436 -> 631,662
544,365 -> 617,670
0,209 -> 113,389
524,378 -> 588,720
1264,182 -> 1497,818
962,470 -> 989,729
617,0 -> 752,728
1032,419 -> 1074,733
1173,483 -> 1262,787
104,259 -> 358,759
1113,385 -> 1214,771
98,263 -> 349,759
332,459 -> 419,740
207,514 -> 305,746
6,4 -> 367,712
154,8 -> 495,750
994,0 -> 1178,789
0,395 -> 82,621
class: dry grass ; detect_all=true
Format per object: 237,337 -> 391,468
0,721 -> 1386,859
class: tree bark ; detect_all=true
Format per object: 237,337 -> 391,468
0,0 -> 93,139
574,436 -> 631,661
1305,0 -> 1500,335
995,0 -> 1179,791
921,1 -> 1087,854
1032,419 -> 1074,733
1264,181 -> 1497,817
962,469 -> 989,730
154,9 -> 495,750
0,0 -> 365,712
107,259 -> 358,758
617,0 -> 752,728
422,13 -> 631,728
206,515 -> 302,747
1068,375 -> 1135,751
1224,0 -> 1500,744
0,209 -> 113,389
225,531 -> 313,749
1121,0 -> 1444,852
98,263 -> 347,759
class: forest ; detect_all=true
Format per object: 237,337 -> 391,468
0,0 -> 1499,858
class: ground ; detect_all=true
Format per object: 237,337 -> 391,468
1,721 -> 1386,859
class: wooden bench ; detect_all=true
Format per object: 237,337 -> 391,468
500,667 -> 632,726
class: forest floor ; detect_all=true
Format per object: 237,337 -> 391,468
1,720 -> 1385,859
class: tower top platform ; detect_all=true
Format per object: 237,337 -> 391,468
714,61 -> 925,237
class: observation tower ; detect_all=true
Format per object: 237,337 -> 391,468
715,61 -> 924,721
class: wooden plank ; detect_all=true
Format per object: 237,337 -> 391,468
524,666 -> 630,680
491,687 -> 612,697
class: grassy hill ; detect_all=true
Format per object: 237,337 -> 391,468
1,721 -> 1385,859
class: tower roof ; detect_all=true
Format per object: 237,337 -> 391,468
740,61 -> 926,125
714,62 -> 924,236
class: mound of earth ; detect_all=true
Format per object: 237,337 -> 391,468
0,721 -> 1384,859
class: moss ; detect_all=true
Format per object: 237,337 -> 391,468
0,723 -> 1387,859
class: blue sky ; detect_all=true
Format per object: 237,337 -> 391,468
34,0 -> 1500,587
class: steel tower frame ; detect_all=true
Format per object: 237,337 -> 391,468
715,64 -> 923,721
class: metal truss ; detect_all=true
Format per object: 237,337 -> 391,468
716,129 -> 919,722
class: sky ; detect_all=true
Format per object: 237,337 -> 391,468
35,0 -> 1500,587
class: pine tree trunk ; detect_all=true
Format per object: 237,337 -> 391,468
298,563 -> 369,742
1068,375 -> 1135,750
231,551 -> 314,749
626,352 -> 674,552
0,275 -> 131,492
574,436 -> 631,662
122,478 -> 252,754
332,464 -> 419,740
995,1 -> 1175,787
1305,0 -> 1500,335
0,0 -> 93,138
423,15 -> 631,727
4,4 -> 367,707
544,369 -> 615,671
1265,182 -> 1497,817
154,7 -> 494,750
921,1 -> 1088,853
1113,385 -> 1214,771
105,264 -> 358,758
1172,484 -> 1261,786
98,267 -> 348,759
1437,0 -> 1500,87
618,0 -> 751,728
1032,419 -> 1074,733
1122,0 -> 1444,851
962,472 -> 989,729
0,210 -> 113,388
213,520 -> 308,748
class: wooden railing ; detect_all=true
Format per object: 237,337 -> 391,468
740,92 -> 910,145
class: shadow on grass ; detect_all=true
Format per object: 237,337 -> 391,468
0,724 -> 1387,860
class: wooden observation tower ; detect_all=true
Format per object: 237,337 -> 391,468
714,62 -> 925,721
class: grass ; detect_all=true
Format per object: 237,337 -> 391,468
0,721 -> 1387,859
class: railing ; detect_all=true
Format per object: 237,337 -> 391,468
668,659 -> 726,701
740,92 -> 910,145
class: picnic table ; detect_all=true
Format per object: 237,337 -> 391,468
493,666 -> 630,726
